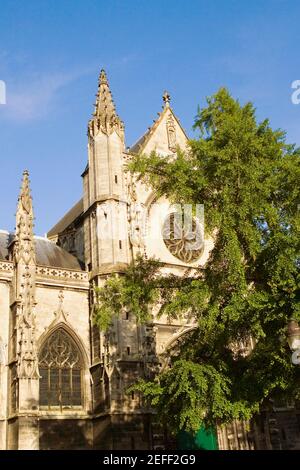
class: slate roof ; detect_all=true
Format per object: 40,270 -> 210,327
47,199 -> 83,238
0,231 -> 11,260
0,230 -> 83,270
129,128 -> 152,155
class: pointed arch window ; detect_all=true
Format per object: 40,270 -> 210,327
39,328 -> 83,410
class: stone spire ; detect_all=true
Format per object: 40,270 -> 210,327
14,170 -> 39,380
88,69 -> 124,138
14,170 -> 36,266
83,69 -> 130,275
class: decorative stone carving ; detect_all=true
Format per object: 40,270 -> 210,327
39,328 -> 81,370
102,334 -> 116,378
0,261 -> 13,273
166,114 -> 177,152
36,266 -> 88,281
88,69 -> 124,139
127,181 -> 145,249
51,290 -> 69,325
13,171 -> 39,380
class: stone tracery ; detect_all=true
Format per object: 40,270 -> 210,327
39,328 -> 82,409
162,212 -> 204,263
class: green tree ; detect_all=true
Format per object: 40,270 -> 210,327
94,88 -> 300,434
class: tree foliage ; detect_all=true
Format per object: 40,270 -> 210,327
93,257 -> 161,330
94,88 -> 300,433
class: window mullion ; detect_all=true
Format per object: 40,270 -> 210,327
59,367 -> 62,412
48,367 -> 50,410
70,367 -> 73,407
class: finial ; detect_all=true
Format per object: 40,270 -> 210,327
18,170 -> 33,217
163,90 -> 171,107
58,289 -> 64,305
99,69 -> 108,85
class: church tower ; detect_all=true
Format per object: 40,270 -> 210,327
82,70 -> 131,277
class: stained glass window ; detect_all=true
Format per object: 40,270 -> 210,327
39,328 -> 83,409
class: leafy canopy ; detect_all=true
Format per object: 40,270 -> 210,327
94,88 -> 300,434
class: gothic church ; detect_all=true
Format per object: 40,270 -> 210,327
0,71 -> 299,450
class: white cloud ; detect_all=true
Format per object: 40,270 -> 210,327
0,53 -> 139,122
2,69 -> 88,121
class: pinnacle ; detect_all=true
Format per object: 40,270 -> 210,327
94,68 -> 116,117
90,68 -> 123,136
99,69 -> 108,85
18,170 -> 34,217
14,170 -> 35,264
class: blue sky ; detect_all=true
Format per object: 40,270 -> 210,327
0,0 -> 300,235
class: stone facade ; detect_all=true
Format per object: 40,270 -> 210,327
0,70 -> 300,450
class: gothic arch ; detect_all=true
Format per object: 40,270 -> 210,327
158,325 -> 198,372
144,191 -> 159,213
38,324 -> 88,410
162,325 -> 198,353
37,322 -> 88,366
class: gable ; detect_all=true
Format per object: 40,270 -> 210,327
130,107 -> 188,156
